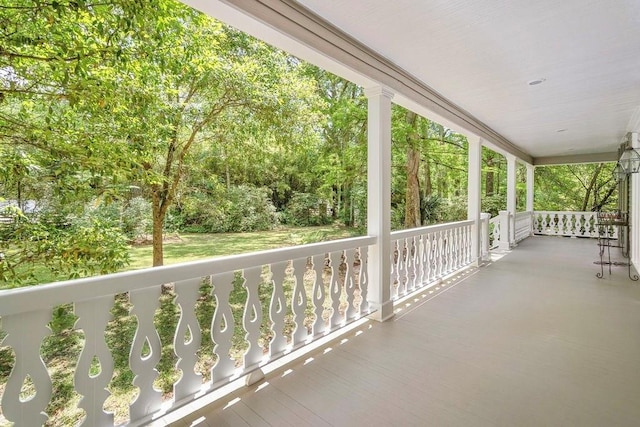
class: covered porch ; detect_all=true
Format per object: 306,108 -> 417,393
2,1 -> 640,426
168,236 -> 640,427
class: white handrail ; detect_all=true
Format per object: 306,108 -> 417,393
0,235 -> 376,316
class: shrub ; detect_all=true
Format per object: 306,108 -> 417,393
282,192 -> 331,226
173,185 -> 280,233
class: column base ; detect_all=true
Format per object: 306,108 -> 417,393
367,300 -> 395,322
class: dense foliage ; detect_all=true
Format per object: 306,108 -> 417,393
0,0 -> 617,285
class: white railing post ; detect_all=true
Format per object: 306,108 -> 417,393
481,213 -> 491,260
365,86 -> 394,322
499,210 -> 511,250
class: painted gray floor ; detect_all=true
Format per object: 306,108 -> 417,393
169,236 -> 640,427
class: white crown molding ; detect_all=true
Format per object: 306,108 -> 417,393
534,152 -> 618,166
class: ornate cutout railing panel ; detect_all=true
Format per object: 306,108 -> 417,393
533,211 -> 617,239
0,235 -> 374,426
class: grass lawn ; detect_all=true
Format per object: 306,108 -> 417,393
0,225 -> 360,289
127,225 -> 359,270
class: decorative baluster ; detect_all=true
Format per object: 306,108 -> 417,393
129,287 -> 162,423
415,235 -> 425,288
448,229 -> 455,272
311,254 -> 327,336
1,310 -> 52,426
452,228 -> 458,269
440,230 -> 449,277
211,271 -> 236,384
578,214 -> 586,236
407,237 -> 417,292
460,226 -> 465,267
443,230 -> 449,274
433,231 -> 442,279
451,228 -> 458,271
423,234 -> 432,282
291,257 -> 309,347
398,238 -> 408,297
456,227 -> 463,268
74,297 -> 114,426
557,213 -> 564,235
443,230 -> 451,275
569,213 -> 577,236
467,224 -> 473,263
341,249 -> 356,321
243,266 -> 264,369
358,247 -> 370,315
461,226 -> 468,265
268,261 -> 288,357
173,278 -> 203,402
430,233 -> 437,279
587,212 -> 596,237
329,251 -> 343,328
390,240 -> 399,299
541,212 -> 549,235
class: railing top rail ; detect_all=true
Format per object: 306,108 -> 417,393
0,235 -> 376,316
390,219 -> 474,241
533,210 -> 595,215
515,211 -> 533,218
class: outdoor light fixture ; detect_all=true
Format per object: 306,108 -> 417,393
613,162 -> 627,181
618,146 -> 640,175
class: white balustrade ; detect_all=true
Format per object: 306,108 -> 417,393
0,235 -> 374,426
489,215 -> 501,249
390,220 -> 474,299
532,211 -> 617,239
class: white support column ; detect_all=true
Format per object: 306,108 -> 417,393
526,164 -> 534,212
365,86 -> 394,322
526,164 -> 535,236
506,154 -> 517,247
467,137 -> 482,265
631,132 -> 640,271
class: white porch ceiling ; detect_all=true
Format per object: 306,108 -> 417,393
295,0 -> 640,160
185,0 -> 640,163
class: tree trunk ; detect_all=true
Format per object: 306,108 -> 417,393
152,196 -> 164,267
422,157 -> 432,198
485,153 -> 495,196
582,163 -> 603,211
404,111 -> 421,228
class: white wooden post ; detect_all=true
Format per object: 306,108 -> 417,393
498,210 -> 510,250
506,154 -> 517,247
365,86 -> 394,322
526,164 -> 535,236
481,212 -> 491,261
467,136 -> 482,265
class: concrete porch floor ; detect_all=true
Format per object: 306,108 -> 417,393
167,236 -> 640,427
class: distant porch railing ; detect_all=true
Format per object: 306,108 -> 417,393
532,211 -> 618,239
487,210 -> 619,251
0,219 -> 484,426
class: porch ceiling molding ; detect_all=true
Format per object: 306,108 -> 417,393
183,0 -> 533,164
534,152 -> 618,166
